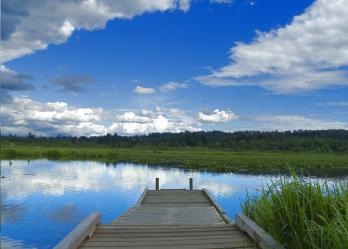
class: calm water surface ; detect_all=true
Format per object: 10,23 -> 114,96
0,160 -> 342,249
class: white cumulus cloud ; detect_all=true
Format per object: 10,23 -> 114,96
109,109 -> 198,135
1,97 -> 106,136
179,0 -> 191,12
0,0 -> 192,63
159,81 -> 188,92
117,112 -> 151,123
59,20 -> 75,37
0,96 -> 200,136
198,109 -> 238,123
133,86 -> 156,94
198,0 -> 348,93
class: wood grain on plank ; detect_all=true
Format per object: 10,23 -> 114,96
76,189 -> 257,249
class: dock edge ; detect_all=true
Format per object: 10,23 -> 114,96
54,212 -> 101,249
202,188 -> 233,224
236,213 -> 284,249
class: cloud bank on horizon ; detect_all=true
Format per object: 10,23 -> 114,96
2,96 -> 347,136
1,0 -> 348,136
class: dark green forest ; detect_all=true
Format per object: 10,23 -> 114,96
1,130 -> 348,153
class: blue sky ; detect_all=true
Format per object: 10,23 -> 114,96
1,0 -> 348,136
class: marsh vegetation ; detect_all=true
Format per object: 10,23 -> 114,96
1,130 -> 348,175
242,174 -> 348,249
1,145 -> 348,176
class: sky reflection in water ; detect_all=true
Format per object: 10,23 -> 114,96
1,160 -> 282,248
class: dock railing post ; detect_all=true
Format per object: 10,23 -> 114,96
156,178 -> 159,190
189,178 -> 193,190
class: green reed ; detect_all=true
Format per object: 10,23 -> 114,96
242,174 -> 348,249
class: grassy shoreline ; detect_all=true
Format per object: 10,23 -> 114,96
242,175 -> 348,249
1,145 -> 348,176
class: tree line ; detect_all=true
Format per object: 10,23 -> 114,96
1,130 -> 348,153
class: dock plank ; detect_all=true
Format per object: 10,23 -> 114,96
78,189 -> 257,249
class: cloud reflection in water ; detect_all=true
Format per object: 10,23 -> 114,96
1,160 -> 273,249
1,160 -> 239,199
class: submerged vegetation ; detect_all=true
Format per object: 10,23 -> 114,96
242,175 -> 348,249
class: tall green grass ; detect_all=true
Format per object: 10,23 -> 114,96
242,174 -> 348,249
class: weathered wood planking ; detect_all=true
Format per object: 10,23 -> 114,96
112,189 -> 225,225
54,179 -> 282,249
76,189 -> 258,248
79,225 -> 256,249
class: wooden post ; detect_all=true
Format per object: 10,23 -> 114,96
156,178 -> 159,190
189,178 -> 193,190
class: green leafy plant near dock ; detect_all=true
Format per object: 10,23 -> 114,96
242,174 -> 348,249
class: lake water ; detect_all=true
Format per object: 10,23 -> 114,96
1,160 -> 344,249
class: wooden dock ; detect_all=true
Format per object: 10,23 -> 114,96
55,179 -> 282,249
